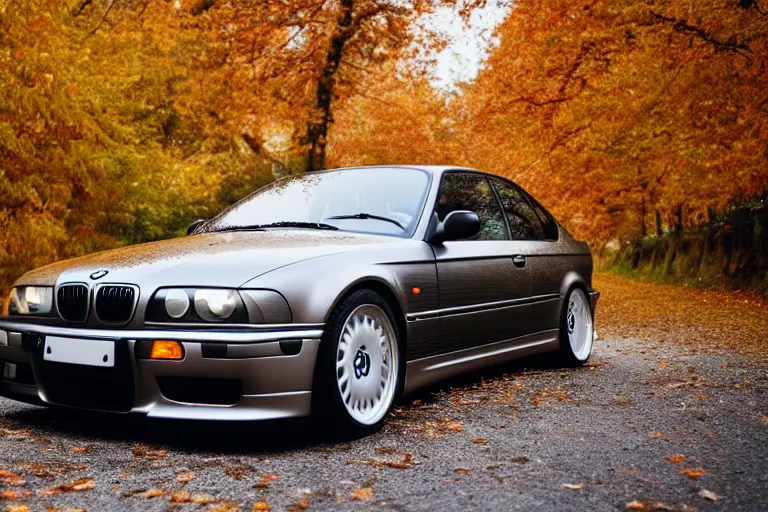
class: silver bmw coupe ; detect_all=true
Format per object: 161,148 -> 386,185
0,166 -> 598,436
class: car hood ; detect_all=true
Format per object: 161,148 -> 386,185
15,230 -> 399,289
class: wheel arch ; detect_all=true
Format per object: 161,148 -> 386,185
326,278 -> 407,347
559,270 -> 591,300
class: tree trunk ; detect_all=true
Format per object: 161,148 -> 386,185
305,0 -> 354,173
675,205 -> 684,234
640,195 -> 647,237
655,210 -> 663,236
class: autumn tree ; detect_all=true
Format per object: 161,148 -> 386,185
460,0 -> 768,243
179,0 -> 460,172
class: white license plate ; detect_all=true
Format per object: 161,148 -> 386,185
43,336 -> 115,368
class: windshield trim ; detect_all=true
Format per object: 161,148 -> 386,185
197,167 -> 433,239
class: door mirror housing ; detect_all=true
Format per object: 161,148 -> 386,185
186,219 -> 206,235
431,210 -> 481,244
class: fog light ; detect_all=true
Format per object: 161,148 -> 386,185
150,340 -> 184,360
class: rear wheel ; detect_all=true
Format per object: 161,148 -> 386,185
558,287 -> 594,366
312,289 -> 402,438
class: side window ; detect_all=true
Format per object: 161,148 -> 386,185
490,178 -> 546,241
436,173 -> 508,241
530,201 -> 559,241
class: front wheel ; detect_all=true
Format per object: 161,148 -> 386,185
312,289 -> 402,438
558,287 -> 594,366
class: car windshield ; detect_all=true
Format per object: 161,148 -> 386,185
200,168 -> 431,238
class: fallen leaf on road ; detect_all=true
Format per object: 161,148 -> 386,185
698,489 -> 722,502
132,444 -> 167,460
208,501 -> 239,511
648,432 -> 663,438
7,505 -> 29,512
454,467 -> 471,474
412,419 -> 464,438
170,490 -> 191,503
288,495 -> 310,511
0,491 -> 32,500
760,416 -> 768,424
225,464 -> 251,481
664,454 -> 686,465
0,470 -> 25,486
0,428 -> 30,440
350,487 -> 373,501
511,457 -> 530,464
626,500 -> 646,510
177,471 -> 196,483
383,453 -> 413,469
40,478 -> 95,496
192,493 -> 218,504
562,483 -> 583,489
71,447 -> 88,453
253,501 -> 271,511
22,462 -> 87,480
445,420 -> 464,432
170,491 -> 218,504
143,489 -> 165,498
472,438 -> 488,445
347,453 -> 413,469
680,467 -> 706,479
254,474 -> 279,489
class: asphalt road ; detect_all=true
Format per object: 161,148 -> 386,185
0,331 -> 765,512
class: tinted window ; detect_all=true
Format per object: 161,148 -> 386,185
530,200 -> 559,240
201,168 -> 430,237
436,173 -> 507,241
490,178 -> 545,241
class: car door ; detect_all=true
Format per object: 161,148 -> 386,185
490,177 -> 562,334
432,172 -> 532,354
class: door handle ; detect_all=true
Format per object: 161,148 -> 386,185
512,254 -> 526,268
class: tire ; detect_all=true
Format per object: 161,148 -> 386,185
311,289 -> 404,438
557,287 -> 594,366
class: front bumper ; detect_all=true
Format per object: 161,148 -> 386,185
0,321 -> 322,421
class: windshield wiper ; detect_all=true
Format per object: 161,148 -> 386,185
327,213 -> 405,230
214,221 -> 338,232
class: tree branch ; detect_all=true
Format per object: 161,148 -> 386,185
72,0 -> 93,17
650,10 -> 752,54
86,0 -> 117,37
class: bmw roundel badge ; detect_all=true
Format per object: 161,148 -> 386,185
90,269 -> 109,280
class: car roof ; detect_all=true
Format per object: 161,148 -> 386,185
318,165 -> 483,176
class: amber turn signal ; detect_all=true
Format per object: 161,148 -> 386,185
411,286 -> 422,295
150,340 -> 184,360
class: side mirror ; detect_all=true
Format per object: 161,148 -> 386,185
431,210 -> 480,244
186,219 -> 206,235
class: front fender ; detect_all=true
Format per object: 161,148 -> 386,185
241,242 -> 438,325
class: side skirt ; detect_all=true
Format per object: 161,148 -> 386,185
403,329 -> 559,394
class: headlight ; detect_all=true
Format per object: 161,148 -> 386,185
164,289 -> 190,319
145,288 -> 291,324
5,286 -> 54,315
146,288 -> 247,323
194,289 -> 237,321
